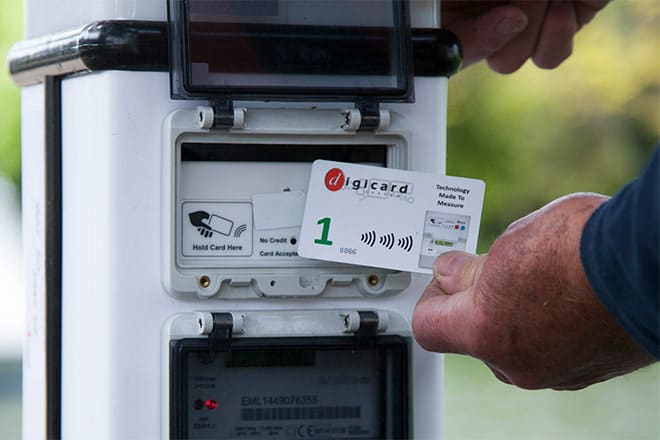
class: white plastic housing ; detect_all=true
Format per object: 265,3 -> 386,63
20,71 -> 447,440
20,1 -> 448,439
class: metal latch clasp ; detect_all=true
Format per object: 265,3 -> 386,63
196,312 -> 245,359
342,103 -> 391,132
341,310 -> 389,348
197,102 -> 246,129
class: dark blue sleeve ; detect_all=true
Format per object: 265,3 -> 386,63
580,147 -> 659,359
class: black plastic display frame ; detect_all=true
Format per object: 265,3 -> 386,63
8,21 -> 461,88
169,335 -> 410,439
168,0 -> 415,102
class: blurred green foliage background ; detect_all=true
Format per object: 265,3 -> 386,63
0,1 -> 658,439
445,3 -> 659,438
0,0 -> 22,187
447,1 -> 659,253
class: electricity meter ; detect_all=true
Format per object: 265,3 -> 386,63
9,0 -> 460,438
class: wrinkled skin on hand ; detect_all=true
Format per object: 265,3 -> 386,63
412,193 -> 655,390
441,0 -> 609,73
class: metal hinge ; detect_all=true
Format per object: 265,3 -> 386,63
342,102 -> 391,132
197,101 -> 246,129
196,312 -> 245,358
341,310 -> 389,348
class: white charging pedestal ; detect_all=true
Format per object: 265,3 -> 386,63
11,1 -> 461,438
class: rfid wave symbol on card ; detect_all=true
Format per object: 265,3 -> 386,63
360,231 -> 414,252
360,230 -> 377,247
379,233 -> 396,249
397,235 -> 414,252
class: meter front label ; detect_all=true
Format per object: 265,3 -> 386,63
182,347 -> 384,439
182,202 -> 253,257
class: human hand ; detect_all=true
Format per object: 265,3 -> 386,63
442,0 -> 609,73
412,193 -> 655,390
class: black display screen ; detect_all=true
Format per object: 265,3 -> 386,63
169,336 -> 410,439
169,0 -> 413,101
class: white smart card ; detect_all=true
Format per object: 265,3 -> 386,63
298,160 -> 485,274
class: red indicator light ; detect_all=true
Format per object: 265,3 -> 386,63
454,225 -> 459,229
205,399 -> 218,410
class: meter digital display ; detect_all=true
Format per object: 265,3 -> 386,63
168,0 -> 413,100
170,336 -> 409,439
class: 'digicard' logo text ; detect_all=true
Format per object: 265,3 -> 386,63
323,168 -> 413,201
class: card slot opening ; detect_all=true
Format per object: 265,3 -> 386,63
180,143 -> 388,165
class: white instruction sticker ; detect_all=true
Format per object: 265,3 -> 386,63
252,190 -> 306,230
182,202 -> 253,257
298,160 -> 485,274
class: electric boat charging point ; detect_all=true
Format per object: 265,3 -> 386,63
9,1 -> 461,438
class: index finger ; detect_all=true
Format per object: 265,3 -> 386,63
487,0 -> 551,73
443,4 -> 529,68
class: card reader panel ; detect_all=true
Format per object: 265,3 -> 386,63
163,107 -> 413,299
178,143 -> 385,265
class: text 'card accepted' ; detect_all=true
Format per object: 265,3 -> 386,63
298,160 -> 485,274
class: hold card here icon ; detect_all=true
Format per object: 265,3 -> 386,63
189,210 -> 234,238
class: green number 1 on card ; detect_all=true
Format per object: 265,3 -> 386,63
314,217 -> 333,246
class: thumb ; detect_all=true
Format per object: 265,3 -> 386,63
412,251 -> 485,354
446,5 -> 528,68
412,277 -> 477,354
434,251 -> 485,294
